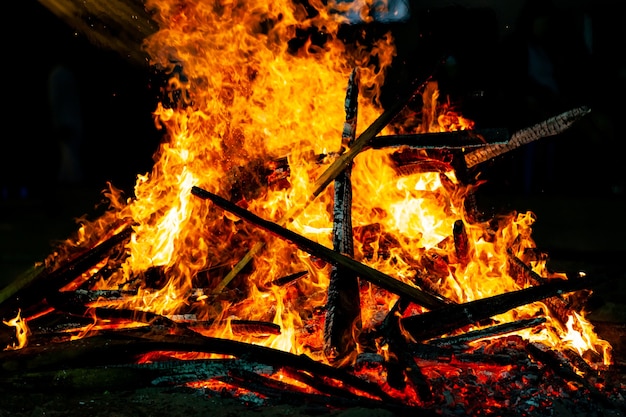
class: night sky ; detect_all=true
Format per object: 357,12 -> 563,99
3,2 -> 161,194
3,1 -> 624,198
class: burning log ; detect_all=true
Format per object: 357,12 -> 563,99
36,288 -> 282,340
191,186 -> 448,310
369,128 -> 509,150
426,317 -> 547,347
464,106 -> 591,168
507,250 -> 593,338
377,297 -> 434,400
0,226 -> 133,320
507,250 -> 549,286
218,368 -> 419,412
324,68 -> 362,364
400,275 -> 602,342
524,341 -> 619,410
453,219 -> 470,266
390,157 -> 453,177
409,340 -> 531,366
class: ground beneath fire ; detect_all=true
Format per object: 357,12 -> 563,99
1,383 -> 625,417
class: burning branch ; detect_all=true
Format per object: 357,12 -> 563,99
190,186 -> 448,310
464,106 -> 591,168
400,275 -> 602,342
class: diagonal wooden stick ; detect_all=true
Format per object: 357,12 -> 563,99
191,186 -> 448,310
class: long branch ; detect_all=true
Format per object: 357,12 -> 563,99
400,275 -> 600,341
191,186 -> 448,310
464,106 -> 590,168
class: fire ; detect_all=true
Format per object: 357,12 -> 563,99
3,309 -> 29,350
8,0 -> 612,397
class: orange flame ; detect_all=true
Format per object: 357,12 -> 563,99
3,309 -> 30,350
31,0 -> 611,375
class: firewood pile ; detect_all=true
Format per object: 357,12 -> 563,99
1,77 -> 625,416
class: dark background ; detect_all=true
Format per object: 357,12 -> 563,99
2,1 -> 161,195
0,0 -> 625,284
2,0 -> 625,196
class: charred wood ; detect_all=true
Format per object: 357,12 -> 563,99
563,347 -> 602,380
0,329 -> 395,403
525,341 -> 623,411
377,297 -> 411,344
395,347 -> 433,401
135,358 -> 275,386
464,106 -> 591,168
0,226 -> 133,320
507,251 -> 592,336
227,319 -> 281,336
420,250 -> 452,280
370,128 -> 509,150
61,288 -> 137,303
191,186 -> 449,310
425,317 -> 547,347
451,148 -> 484,223
413,272 -> 456,305
410,343 -> 526,366
507,250 -> 549,286
268,270 -> 308,287
41,291 -> 282,338
220,367 -> 428,414
76,264 -> 120,291
353,223 -> 399,261
372,296 -> 431,397
279,366 -> 367,401
46,303 -> 198,338
324,68 -> 362,364
391,156 -> 454,177
400,275 -> 600,342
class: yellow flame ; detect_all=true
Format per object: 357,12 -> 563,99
3,309 -> 30,350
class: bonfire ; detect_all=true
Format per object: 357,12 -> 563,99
1,1 -> 623,416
